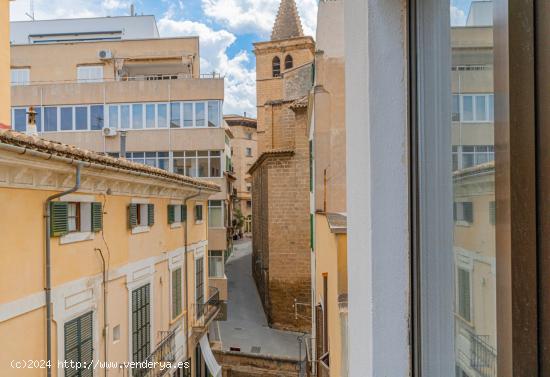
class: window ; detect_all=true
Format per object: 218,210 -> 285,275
455,94 -> 494,122
124,152 -> 169,170
457,268 -> 471,322
60,107 -> 73,131
246,200 -> 252,208
44,107 -> 58,132
120,105 -> 130,129
245,132 -> 252,140
453,145 -> 494,170
453,202 -> 473,224
112,325 -> 120,343
168,204 -> 187,225
64,312 -> 93,377
132,104 -> 143,129
128,203 -> 154,231
172,267 -> 183,319
49,201 -> 102,237
158,104 -> 168,128
11,68 -> 30,86
132,284 -> 151,365
246,147 -> 252,157
272,56 -> 281,77
183,103 -> 193,127
208,250 -> 224,278
77,65 -> 103,83
67,202 -> 81,232
90,105 -> 104,131
171,102 -> 181,128
195,203 -> 204,223
195,257 -> 205,318
195,102 -> 206,127
173,151 -> 223,178
13,108 -> 27,132
146,104 -> 155,128
75,107 -> 88,130
208,200 -> 224,228
452,94 -> 460,121
208,101 -> 220,128
285,54 -> 293,70
108,105 -> 119,129
246,185 -> 251,192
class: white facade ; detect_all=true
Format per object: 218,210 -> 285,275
10,15 -> 160,45
466,1 -> 493,27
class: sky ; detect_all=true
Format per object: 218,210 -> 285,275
10,0 -> 473,117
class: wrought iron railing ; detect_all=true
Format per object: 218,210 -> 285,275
193,287 -> 221,329
133,330 -> 176,377
469,333 -> 497,377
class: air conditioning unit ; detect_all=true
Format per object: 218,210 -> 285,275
98,50 -> 113,60
102,127 -> 117,137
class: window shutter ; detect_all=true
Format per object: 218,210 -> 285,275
181,205 -> 187,222
64,311 -> 93,377
50,201 -> 69,237
168,205 -> 175,224
172,268 -> 182,319
128,203 -> 138,229
453,202 -> 457,222
463,202 -> 474,223
148,203 -> 155,226
91,202 -> 103,232
195,205 -> 202,221
489,201 -> 496,225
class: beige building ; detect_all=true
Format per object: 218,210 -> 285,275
224,114 -> 257,233
0,130 -> 224,377
0,0 -> 12,127
250,0 -> 315,332
9,16 -> 233,302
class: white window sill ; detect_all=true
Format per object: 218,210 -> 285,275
170,223 -> 183,229
455,221 -> 472,227
60,231 -> 94,245
132,225 -> 150,234
195,220 -> 204,225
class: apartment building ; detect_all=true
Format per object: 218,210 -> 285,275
9,16 -> 233,299
224,114 -> 257,234
0,130 -> 224,377
250,0 -> 314,332
309,1 -> 348,376
0,0 -> 12,127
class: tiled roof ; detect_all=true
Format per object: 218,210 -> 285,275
0,130 -> 220,192
290,95 -> 309,109
247,148 -> 295,174
326,212 -> 347,234
271,0 -> 304,41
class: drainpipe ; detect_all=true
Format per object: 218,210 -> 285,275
183,189 -> 202,362
45,164 -> 82,377
95,248 -> 109,377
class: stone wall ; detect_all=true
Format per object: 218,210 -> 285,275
214,350 -> 305,377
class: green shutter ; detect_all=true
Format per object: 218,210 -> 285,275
195,205 -> 202,221
64,311 -> 93,377
168,205 -> 175,224
50,201 -> 69,237
181,205 -> 187,222
91,202 -> 103,232
128,203 -> 138,229
463,202 -> 474,223
148,203 -> 155,226
310,214 -> 314,250
172,268 -> 182,319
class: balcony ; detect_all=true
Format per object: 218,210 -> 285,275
457,327 -> 497,377
133,330 -> 176,377
193,287 -> 221,331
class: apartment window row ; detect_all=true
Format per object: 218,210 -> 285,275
453,201 -> 496,226
208,200 -> 225,228
451,94 -> 494,123
173,150 -> 222,178
11,101 -> 222,133
452,145 -> 494,171
11,68 -> 30,86
123,151 -> 170,171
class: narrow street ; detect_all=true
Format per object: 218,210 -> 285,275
218,239 -> 305,359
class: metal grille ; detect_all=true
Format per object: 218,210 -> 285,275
195,258 -> 204,318
132,284 -> 151,371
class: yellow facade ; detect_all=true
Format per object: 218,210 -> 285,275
0,0 -> 11,126
0,133 -> 222,376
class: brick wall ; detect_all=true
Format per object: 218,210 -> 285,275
214,350 -> 304,377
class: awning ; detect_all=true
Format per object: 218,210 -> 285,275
199,334 -> 222,377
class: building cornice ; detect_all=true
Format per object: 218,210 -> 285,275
247,149 -> 295,175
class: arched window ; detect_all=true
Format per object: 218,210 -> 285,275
272,56 -> 281,77
285,54 -> 294,70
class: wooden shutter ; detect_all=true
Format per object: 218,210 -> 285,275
128,203 -> 138,229
172,268 -> 182,319
181,205 -> 187,222
64,311 -> 93,377
91,202 -> 103,232
195,204 -> 203,221
168,205 -> 175,224
147,203 -> 155,226
458,268 -> 471,321
132,284 -> 151,363
50,201 -> 69,237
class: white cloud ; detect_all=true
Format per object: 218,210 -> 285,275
451,5 -> 466,26
9,0 -> 131,21
158,17 -> 256,116
201,0 -> 317,38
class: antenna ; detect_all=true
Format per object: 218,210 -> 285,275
25,0 -> 35,20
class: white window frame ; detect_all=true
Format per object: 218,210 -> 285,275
11,68 -> 30,86
458,93 -> 494,123
208,250 -> 225,278
77,65 -> 104,83
59,194 -> 96,245
131,199 -> 151,234
208,200 -> 225,229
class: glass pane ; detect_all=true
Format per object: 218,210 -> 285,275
44,107 -> 57,132
109,105 -> 118,129
13,108 -> 26,132
157,104 -> 168,128
197,157 -> 208,177
195,102 -> 205,127
120,105 -> 130,129
171,102 -> 181,128
132,104 -> 143,129
210,155 -> 221,177
60,107 -> 73,131
90,105 -> 104,130
174,158 -> 185,175
451,2 -> 496,376
75,107 -> 88,130
452,94 -> 460,121
208,101 -> 219,127
183,103 -> 193,127
35,107 -> 42,132
208,207 -> 223,228
185,158 -> 197,177
146,104 -> 155,128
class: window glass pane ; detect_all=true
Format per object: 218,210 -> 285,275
11,68 -> 30,86
90,105 -> 104,130
171,102 -> 181,128
35,107 -> 42,132
44,107 -> 57,132
60,107 -> 73,131
462,95 -> 473,121
13,109 -> 26,132
198,157 -> 209,177
210,154 -> 221,177
132,104 -> 143,129
452,94 -> 460,121
77,66 -> 103,83
488,94 -> 494,121
183,103 -> 193,127
74,107 -> 88,130
120,105 -> 130,129
476,95 -> 487,121
186,158 -> 197,177
195,102 -> 205,127
208,251 -> 224,278
208,101 -> 220,127
146,104 -> 155,128
158,104 -> 168,128
109,105 -> 118,129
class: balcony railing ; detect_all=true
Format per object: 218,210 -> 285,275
469,333 -> 497,377
193,287 -> 221,329
133,330 -> 176,377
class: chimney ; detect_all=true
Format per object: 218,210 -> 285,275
26,106 -> 38,136
130,4 -> 135,16
119,131 -> 127,158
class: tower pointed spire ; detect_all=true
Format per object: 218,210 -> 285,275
271,0 -> 304,41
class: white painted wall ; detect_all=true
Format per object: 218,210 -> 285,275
345,0 -> 410,376
316,0 -> 345,59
